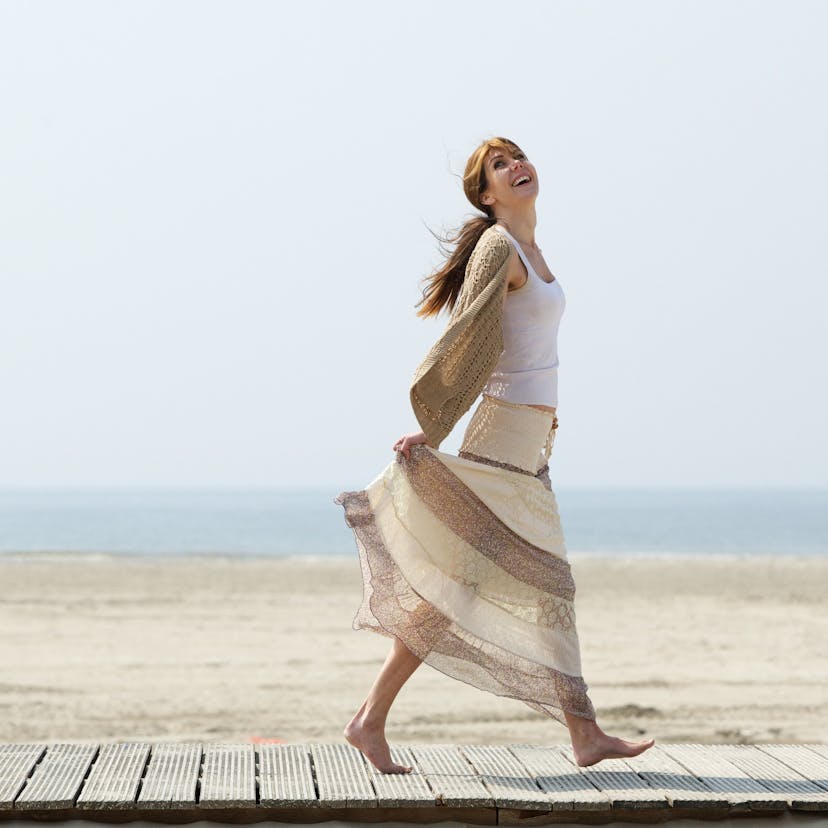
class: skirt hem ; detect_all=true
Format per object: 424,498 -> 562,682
335,479 -> 597,726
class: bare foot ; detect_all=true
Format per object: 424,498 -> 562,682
572,732 -> 655,767
344,715 -> 412,774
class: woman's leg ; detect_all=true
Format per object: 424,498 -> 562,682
565,710 -> 655,766
344,636 -> 423,773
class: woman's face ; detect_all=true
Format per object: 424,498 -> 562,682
481,146 -> 538,210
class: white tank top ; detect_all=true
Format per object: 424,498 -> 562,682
481,224 -> 566,407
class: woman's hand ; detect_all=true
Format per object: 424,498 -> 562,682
393,430 -> 429,459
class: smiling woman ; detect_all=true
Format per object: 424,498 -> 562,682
335,136 -> 655,775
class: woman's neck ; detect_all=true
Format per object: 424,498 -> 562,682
495,205 -> 539,249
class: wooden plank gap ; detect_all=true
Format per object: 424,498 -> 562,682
71,744 -> 100,808
133,743 -> 154,804
195,745 -> 206,805
253,744 -> 259,806
307,748 -> 320,804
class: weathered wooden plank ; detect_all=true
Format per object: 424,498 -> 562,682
661,743 -> 787,809
708,744 -> 828,810
2,740 -> 827,819
199,743 -> 256,808
622,744 -> 729,808
461,745 -> 550,810
137,743 -> 201,808
363,746 -> 435,807
76,742 -> 150,809
258,744 -> 317,807
806,744 -> 828,763
558,746 -> 668,809
508,745 -> 610,810
758,744 -> 828,792
310,743 -> 376,808
409,745 -> 493,807
14,743 -> 98,810
0,744 -> 46,808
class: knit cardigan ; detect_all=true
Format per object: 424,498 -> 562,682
410,224 -> 513,449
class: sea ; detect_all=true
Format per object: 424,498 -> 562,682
0,487 -> 825,559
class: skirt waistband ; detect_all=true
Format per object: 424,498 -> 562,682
459,395 -> 558,475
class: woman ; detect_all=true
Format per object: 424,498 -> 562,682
334,137 -> 655,774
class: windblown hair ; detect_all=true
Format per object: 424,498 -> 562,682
416,136 -> 524,318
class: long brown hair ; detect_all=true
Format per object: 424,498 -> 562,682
415,136 -> 524,318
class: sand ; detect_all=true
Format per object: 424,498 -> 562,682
0,553 -> 825,746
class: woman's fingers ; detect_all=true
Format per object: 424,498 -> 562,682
393,433 -> 423,459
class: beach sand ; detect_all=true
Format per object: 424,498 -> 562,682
0,553 -> 825,746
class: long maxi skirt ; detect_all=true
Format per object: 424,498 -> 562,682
334,393 -> 596,725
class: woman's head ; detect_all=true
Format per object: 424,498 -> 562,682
415,136 -> 535,318
463,137 -> 537,218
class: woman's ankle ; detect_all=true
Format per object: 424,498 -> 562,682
565,711 -> 600,740
349,702 -> 387,732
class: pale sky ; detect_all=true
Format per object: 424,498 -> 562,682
1,0 -> 826,489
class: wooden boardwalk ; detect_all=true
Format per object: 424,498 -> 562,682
0,741 -> 827,824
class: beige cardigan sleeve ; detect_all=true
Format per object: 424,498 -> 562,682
409,227 -> 512,449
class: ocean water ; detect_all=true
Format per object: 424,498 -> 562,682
0,487 -> 825,558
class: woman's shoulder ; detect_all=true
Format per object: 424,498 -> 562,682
468,224 -> 512,273
477,222 -> 511,252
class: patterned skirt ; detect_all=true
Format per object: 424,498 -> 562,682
334,394 -> 596,725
